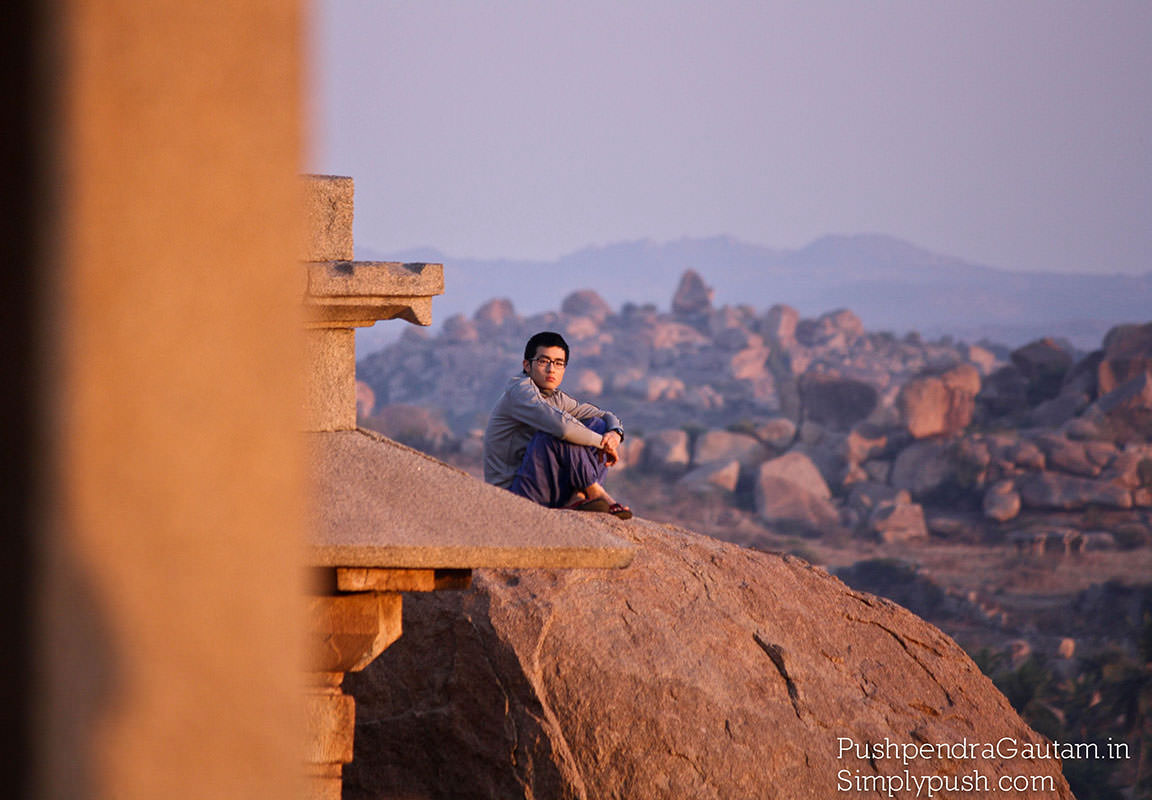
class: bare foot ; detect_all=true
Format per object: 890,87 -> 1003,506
581,483 -> 632,518
563,490 -> 587,508
581,483 -> 615,505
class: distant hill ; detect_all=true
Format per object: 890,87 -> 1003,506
356,234 -> 1152,355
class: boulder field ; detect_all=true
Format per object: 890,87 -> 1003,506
343,520 -> 1071,799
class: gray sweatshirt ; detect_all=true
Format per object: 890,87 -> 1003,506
483,373 -> 624,488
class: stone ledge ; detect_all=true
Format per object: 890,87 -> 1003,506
303,261 -> 444,327
308,428 -> 636,570
305,261 -> 444,298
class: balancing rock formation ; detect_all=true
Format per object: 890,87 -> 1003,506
344,520 -> 1071,799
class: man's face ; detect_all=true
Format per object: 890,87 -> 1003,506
524,345 -> 567,392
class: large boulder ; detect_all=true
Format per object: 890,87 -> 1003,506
760,304 -> 799,350
795,309 -> 863,349
798,373 -> 879,430
977,365 -> 1030,420
842,422 -> 890,467
646,319 -> 709,350
1034,434 -> 1114,478
754,474 -> 841,532
727,346 -> 771,381
670,269 -> 714,316
560,289 -> 613,323
897,364 -> 980,439
473,297 -> 519,329
692,429 -> 768,469
866,498 -> 929,543
891,439 -> 957,498
753,416 -> 798,450
567,368 -> 604,397
643,429 -> 690,469
560,315 -> 600,342
1085,371 -> 1152,442
344,522 -> 1071,799
983,480 -> 1022,522
1098,321 -> 1152,395
754,453 -> 839,533
441,313 -> 480,343
757,451 -> 831,499
713,324 -> 761,351
1010,337 -> 1074,405
676,459 -> 741,494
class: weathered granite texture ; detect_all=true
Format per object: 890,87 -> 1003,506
344,522 -> 1071,800
301,174 -> 354,261
308,428 -> 635,570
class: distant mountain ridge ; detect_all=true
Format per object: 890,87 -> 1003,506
357,234 -> 1152,354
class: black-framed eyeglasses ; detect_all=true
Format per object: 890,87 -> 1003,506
532,356 -> 567,370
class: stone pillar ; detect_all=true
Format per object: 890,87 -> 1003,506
304,589 -> 404,799
302,175 -> 359,431
299,174 -> 445,796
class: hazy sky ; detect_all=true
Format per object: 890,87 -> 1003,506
309,1 -> 1152,275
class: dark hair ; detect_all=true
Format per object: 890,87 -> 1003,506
523,331 -> 570,363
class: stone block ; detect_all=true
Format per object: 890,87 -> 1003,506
336,568 -> 472,593
302,174 -> 354,261
304,261 -> 444,327
304,327 -> 356,431
303,689 -> 355,765
307,592 -> 403,673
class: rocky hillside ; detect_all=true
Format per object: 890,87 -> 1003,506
358,272 -> 1152,548
344,521 -> 1072,800
356,271 -> 1152,797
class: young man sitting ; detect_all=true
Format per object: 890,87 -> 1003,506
483,331 -> 633,519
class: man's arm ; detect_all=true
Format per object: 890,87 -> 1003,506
501,378 -> 603,447
559,393 -> 624,441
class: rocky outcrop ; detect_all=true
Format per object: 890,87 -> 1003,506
643,429 -> 690,470
560,289 -> 613,323
1097,321 -> 1152,395
355,271 -> 1152,564
754,452 -> 841,533
473,297 -> 519,331
691,429 -> 767,468
344,522 -> 1071,800
897,364 -> 980,439
982,480 -> 1021,522
761,304 -> 798,349
1011,337 -> 1074,405
677,459 -> 740,494
670,269 -> 714,316
799,373 -> 879,430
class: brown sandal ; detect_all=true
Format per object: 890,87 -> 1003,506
563,497 -> 611,513
607,502 -> 633,520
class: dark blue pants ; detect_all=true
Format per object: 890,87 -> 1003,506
510,417 -> 608,508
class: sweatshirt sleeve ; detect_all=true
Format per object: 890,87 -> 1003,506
502,379 -> 605,447
559,393 -> 624,439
